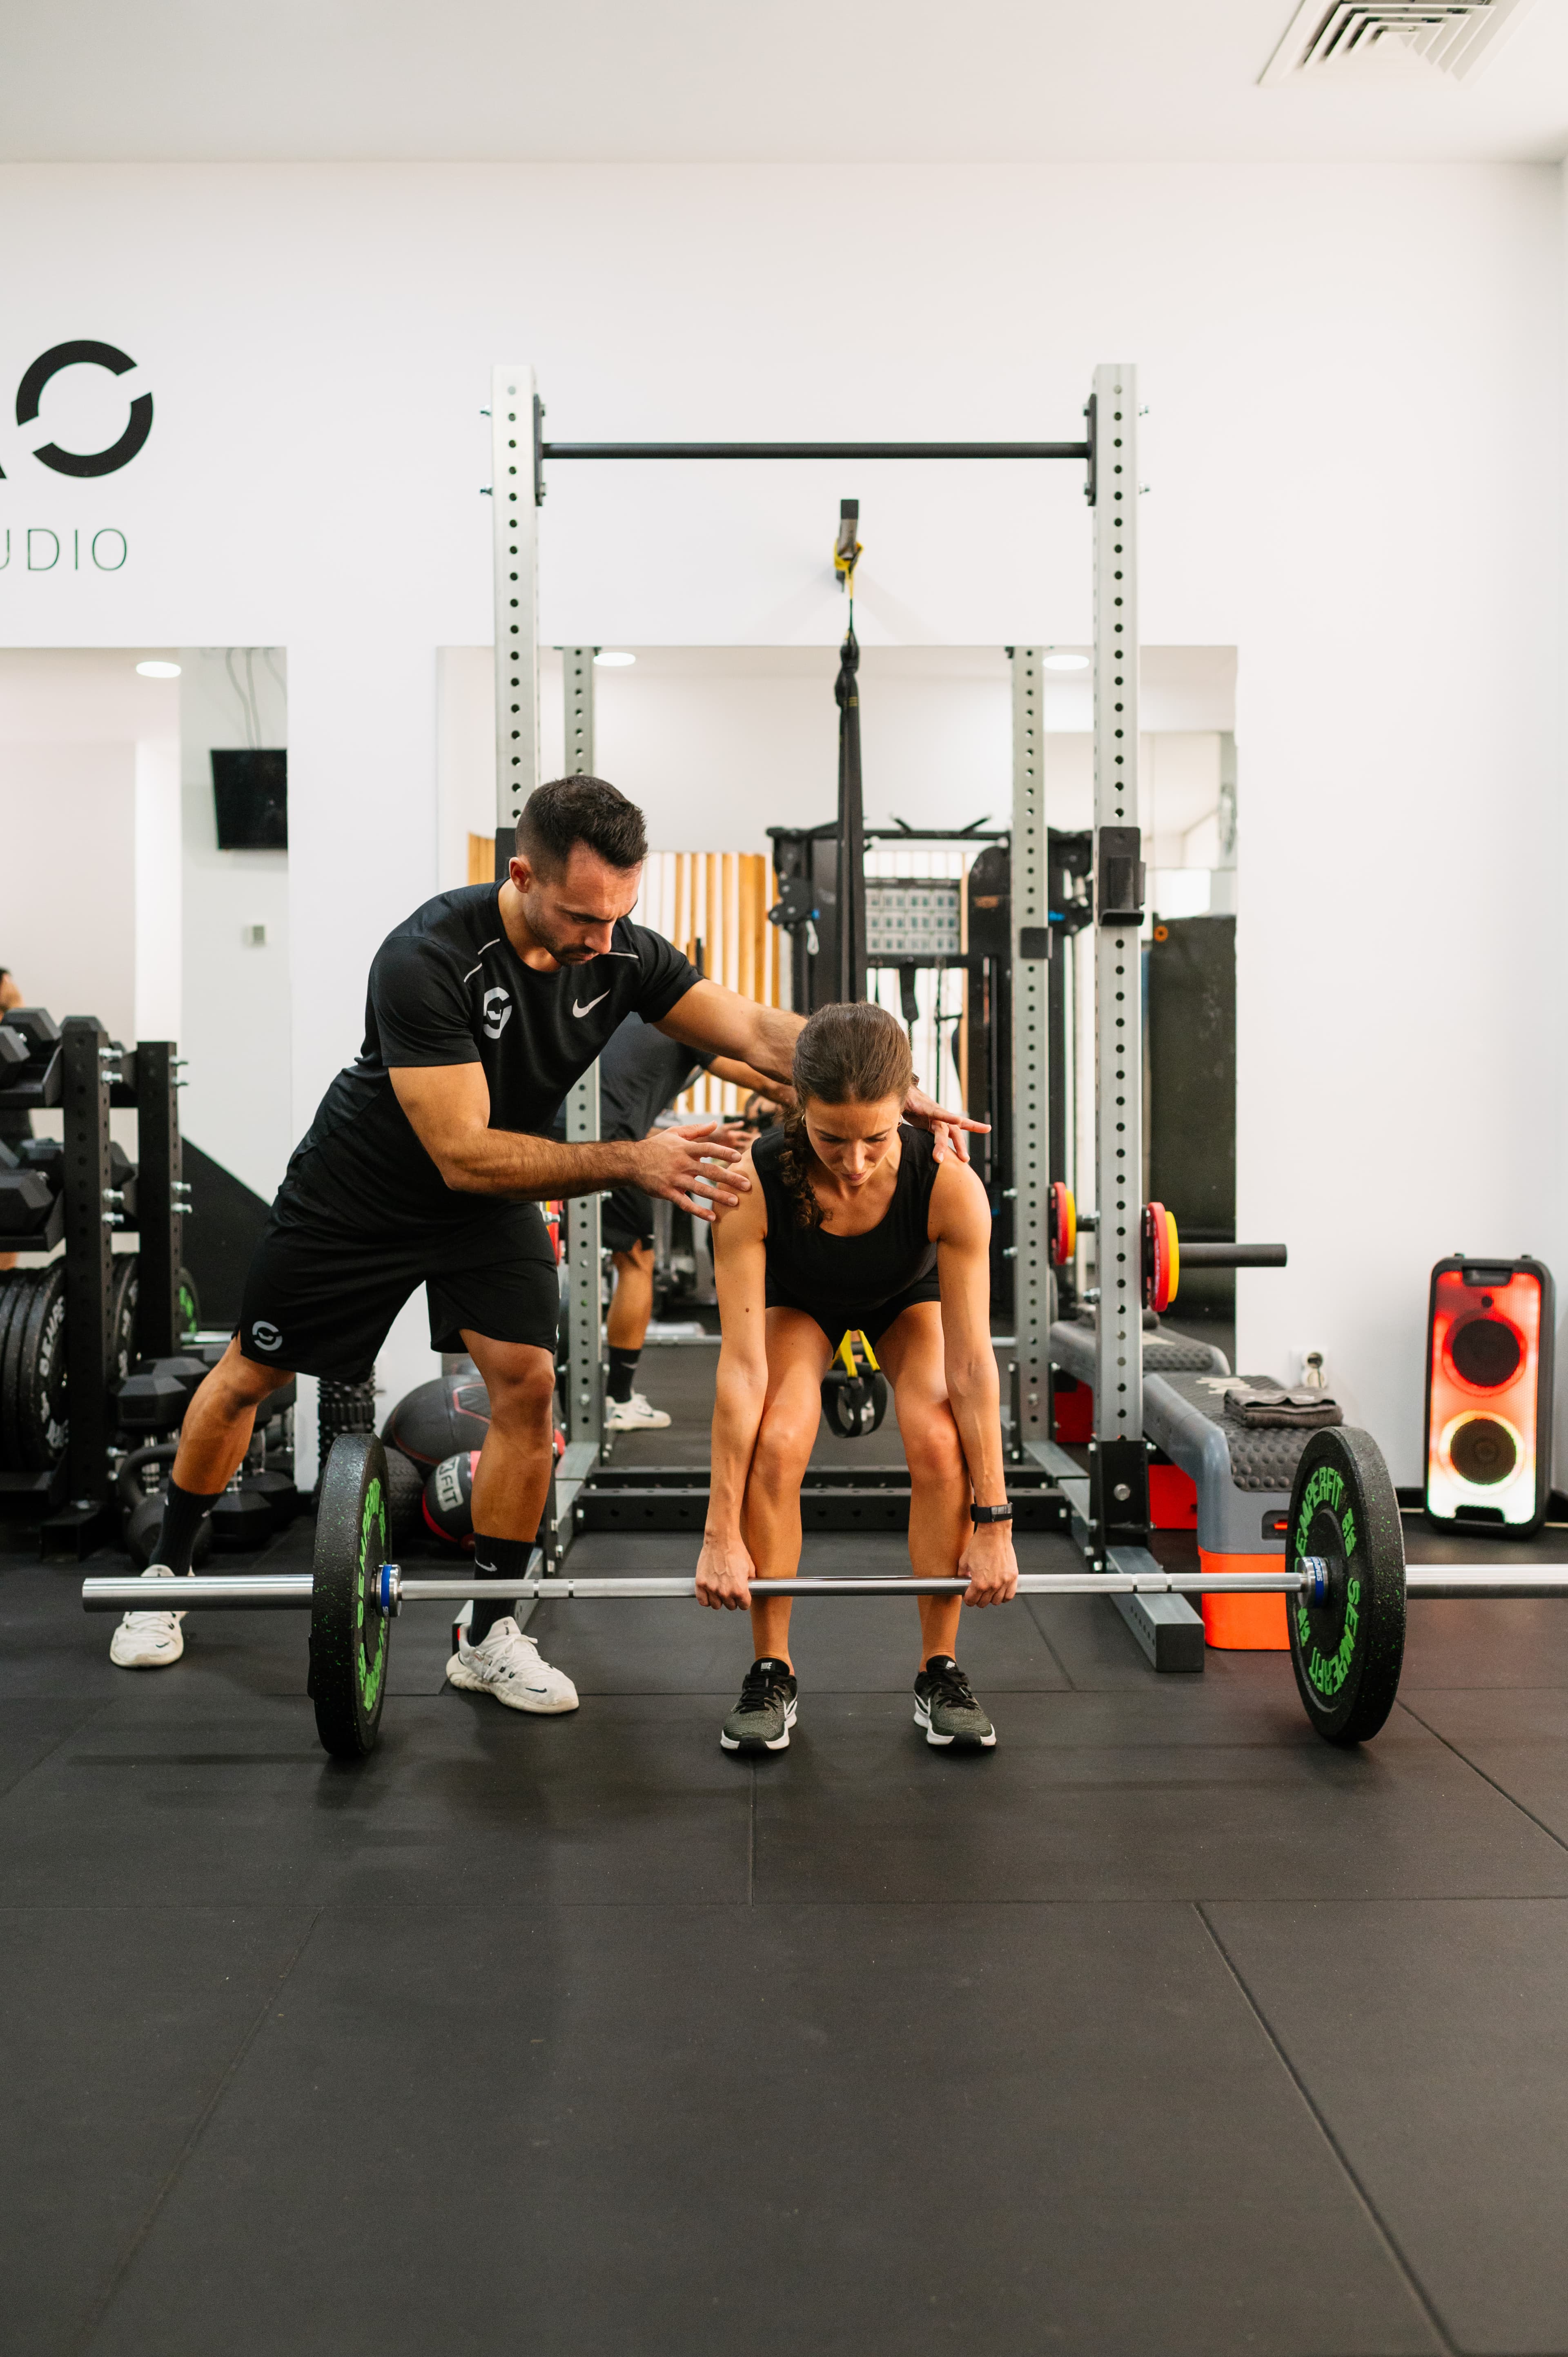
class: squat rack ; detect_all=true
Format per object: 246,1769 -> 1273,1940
489,364 -> 1187,1648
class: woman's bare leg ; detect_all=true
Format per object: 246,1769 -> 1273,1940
875,1304 -> 970,1667
739,1309 -> 833,1670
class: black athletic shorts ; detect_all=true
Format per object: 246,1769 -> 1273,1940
236,1200 -> 559,1379
764,1273 -> 943,1350
601,1182 -> 655,1255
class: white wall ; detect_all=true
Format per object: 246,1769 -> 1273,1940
0,158 -> 1558,1470
441,644 -> 1227,854
176,647 -> 291,1197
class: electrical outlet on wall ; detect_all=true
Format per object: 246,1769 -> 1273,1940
243,921 -> 267,948
1296,1348 -> 1327,1391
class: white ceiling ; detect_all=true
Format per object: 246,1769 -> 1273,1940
2,0 -> 1565,163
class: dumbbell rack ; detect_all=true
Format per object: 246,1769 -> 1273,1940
0,1012 -> 187,1555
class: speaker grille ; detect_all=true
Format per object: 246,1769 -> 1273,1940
1450,1416 -> 1517,1487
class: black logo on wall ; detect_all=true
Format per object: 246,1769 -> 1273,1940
1,341 -> 153,480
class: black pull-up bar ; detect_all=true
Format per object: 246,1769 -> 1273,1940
541,440 -> 1091,462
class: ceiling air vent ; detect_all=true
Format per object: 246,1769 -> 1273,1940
1260,0 -> 1533,83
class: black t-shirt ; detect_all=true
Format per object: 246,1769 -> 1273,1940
277,884 -> 699,1230
595,1014 -> 714,1143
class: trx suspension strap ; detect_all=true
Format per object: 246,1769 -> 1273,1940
833,498 -> 867,1004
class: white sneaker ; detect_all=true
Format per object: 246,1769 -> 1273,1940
109,1566 -> 187,1669
605,1392 -> 671,1432
445,1617 -> 579,1714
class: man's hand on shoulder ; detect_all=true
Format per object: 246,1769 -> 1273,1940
632,1122 -> 750,1223
902,1084 -> 990,1167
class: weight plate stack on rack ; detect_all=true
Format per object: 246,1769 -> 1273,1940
0,1270 -> 30,1467
2,1262 -> 68,1470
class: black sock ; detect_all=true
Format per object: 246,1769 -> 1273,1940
155,1476 -> 221,1577
469,1532 -> 534,1644
607,1347 -> 641,1405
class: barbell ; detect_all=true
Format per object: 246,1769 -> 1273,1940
80,1426 -> 1568,1762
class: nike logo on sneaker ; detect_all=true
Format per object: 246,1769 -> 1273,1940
572,992 -> 610,1017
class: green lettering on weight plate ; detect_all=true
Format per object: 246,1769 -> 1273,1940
355,1480 -> 388,1710
1306,1575 -> 1361,1697
1295,1464 -> 1345,1557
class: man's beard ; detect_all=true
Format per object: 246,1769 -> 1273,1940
519,892 -> 595,963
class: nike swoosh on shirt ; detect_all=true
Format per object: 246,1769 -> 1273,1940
572,992 -> 610,1017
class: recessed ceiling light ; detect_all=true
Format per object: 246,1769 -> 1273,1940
135,660 -> 181,679
1042,652 -> 1089,673
593,650 -> 636,668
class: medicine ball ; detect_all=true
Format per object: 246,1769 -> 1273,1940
382,1371 -> 490,1469
422,1449 -> 480,1550
383,1445 -> 425,1550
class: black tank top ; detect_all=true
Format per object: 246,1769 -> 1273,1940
753,1122 -> 940,1311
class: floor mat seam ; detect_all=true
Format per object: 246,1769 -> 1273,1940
1193,1901 -> 1457,2357
70,1904 -> 325,2357
0,1697 -> 116,1801
1395,1701 -> 1568,1859
1020,1595 -> 1080,1688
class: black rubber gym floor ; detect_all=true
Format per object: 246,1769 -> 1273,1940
6,1342 -> 1568,2355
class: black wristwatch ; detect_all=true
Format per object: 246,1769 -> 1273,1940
970,1501 -> 1014,1525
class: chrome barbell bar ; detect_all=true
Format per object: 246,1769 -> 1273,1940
80,1563 -> 1568,1615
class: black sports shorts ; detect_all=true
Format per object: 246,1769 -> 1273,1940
764,1273 -> 943,1351
236,1201 -> 559,1379
601,1181 -> 655,1255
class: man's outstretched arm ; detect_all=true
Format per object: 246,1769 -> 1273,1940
654,979 -> 990,1161
390,1063 -> 747,1219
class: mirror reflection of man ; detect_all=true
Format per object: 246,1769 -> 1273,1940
106,776 -> 982,1699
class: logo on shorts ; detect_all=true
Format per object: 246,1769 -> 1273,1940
482,986 -> 512,1039
251,1320 -> 282,1353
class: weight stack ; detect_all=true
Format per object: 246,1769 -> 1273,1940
317,1376 -> 378,1496
1424,1257 -> 1554,1535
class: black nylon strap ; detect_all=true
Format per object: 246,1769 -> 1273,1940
835,620 -> 866,1004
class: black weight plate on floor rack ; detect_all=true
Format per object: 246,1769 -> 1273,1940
0,1268 -> 38,1470
1287,1423 -> 1406,1746
11,1261 -> 68,1469
109,1254 -> 139,1389
308,1430 -> 392,1759
0,1282 -> 31,1461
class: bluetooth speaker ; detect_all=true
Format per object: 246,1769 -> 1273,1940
1424,1256 -> 1554,1535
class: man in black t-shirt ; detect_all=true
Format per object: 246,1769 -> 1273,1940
108,775 -> 981,1707
591,1013 -> 789,1432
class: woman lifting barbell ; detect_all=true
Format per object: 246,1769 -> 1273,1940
696,1000 -> 1017,1753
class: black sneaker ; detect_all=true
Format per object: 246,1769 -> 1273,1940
720,1658 -> 799,1753
913,1657 -> 996,1749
